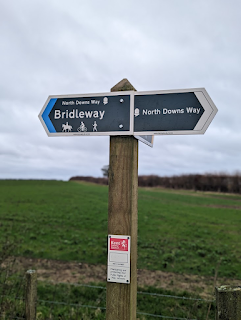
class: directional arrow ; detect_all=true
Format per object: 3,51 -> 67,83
39,92 -> 134,136
133,88 -> 217,135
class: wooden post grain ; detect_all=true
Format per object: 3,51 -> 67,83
25,270 -> 37,320
106,79 -> 138,320
216,285 -> 241,319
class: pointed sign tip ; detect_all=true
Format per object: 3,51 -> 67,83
111,79 -> 136,92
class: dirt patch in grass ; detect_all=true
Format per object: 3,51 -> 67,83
9,257 -> 241,299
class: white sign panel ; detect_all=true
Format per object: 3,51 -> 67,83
107,235 -> 131,284
134,135 -> 154,147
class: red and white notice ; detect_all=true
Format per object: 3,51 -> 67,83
107,235 -> 131,284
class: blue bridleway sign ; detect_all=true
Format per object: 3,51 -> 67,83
133,88 -> 218,135
39,92 -> 134,136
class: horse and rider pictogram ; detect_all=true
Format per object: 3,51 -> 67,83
62,122 -> 72,132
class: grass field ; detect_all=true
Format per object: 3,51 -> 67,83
0,179 -> 241,279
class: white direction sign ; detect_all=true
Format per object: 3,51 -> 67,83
133,88 -> 218,135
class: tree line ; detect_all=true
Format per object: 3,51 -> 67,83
69,172 -> 241,194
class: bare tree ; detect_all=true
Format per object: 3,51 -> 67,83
101,165 -> 109,178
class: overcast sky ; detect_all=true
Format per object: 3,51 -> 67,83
1,0 -> 240,180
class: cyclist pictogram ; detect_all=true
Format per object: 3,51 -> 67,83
77,121 -> 88,132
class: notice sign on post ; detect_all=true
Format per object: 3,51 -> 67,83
107,235 -> 131,284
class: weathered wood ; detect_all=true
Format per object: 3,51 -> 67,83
25,270 -> 37,320
111,78 -> 136,92
106,79 -> 138,320
216,285 -> 241,319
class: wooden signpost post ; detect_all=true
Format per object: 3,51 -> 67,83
106,79 -> 138,320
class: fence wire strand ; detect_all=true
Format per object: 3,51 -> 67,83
0,272 -> 25,320
137,311 -> 197,320
38,299 -> 106,310
38,300 -> 198,320
57,282 -> 213,303
0,316 -> 25,320
137,290 -> 214,303
1,276 -> 214,319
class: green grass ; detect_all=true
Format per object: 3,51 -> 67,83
0,274 -> 214,320
0,179 -> 241,278
138,188 -> 241,277
36,282 -> 214,320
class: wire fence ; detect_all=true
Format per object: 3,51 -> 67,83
0,274 -> 215,320
0,273 -> 26,319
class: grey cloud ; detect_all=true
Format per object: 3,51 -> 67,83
0,0 -> 240,180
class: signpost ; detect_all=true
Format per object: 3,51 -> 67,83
39,79 -> 218,320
